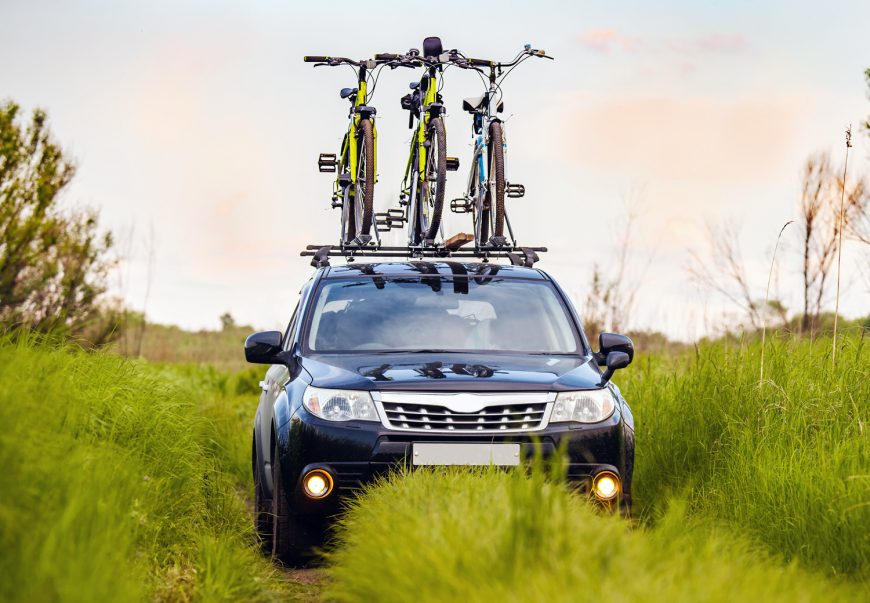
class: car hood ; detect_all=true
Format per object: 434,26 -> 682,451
300,352 -> 603,392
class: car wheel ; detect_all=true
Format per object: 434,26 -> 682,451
253,434 -> 272,552
270,441 -> 322,566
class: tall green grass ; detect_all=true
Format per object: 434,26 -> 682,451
325,468 -> 866,602
0,336 -> 298,602
621,333 -> 868,577
325,334 -> 868,601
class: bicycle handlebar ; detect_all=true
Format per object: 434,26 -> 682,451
466,57 -> 495,67
303,55 -> 331,63
466,48 -> 554,70
374,53 -> 402,61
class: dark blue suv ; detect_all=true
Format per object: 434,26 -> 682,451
245,261 -> 635,564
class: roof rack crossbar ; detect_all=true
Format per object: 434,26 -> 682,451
300,244 -> 547,266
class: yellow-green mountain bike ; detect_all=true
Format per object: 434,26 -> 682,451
304,54 -> 397,246
391,37 -> 460,246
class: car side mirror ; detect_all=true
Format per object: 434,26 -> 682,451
595,332 -> 634,366
245,331 -> 286,365
598,351 -> 631,386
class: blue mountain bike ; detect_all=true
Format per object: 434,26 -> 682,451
449,45 -> 553,247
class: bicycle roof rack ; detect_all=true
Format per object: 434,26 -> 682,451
302,243 -> 547,268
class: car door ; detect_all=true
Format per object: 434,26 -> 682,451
254,303 -> 299,496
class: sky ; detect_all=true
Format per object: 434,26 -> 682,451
1,0 -> 869,339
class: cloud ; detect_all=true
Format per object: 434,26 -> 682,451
576,28 -> 639,53
695,33 -> 748,54
577,29 -> 749,57
558,94 -> 799,185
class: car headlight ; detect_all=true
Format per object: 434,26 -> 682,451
302,386 -> 379,422
551,389 -> 615,423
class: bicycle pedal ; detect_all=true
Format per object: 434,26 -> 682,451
374,210 -> 407,232
506,183 -> 525,198
450,198 -> 472,213
446,157 -> 460,171
386,208 -> 406,222
374,213 -> 391,232
318,153 -> 338,173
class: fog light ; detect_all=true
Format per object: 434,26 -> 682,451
592,471 -> 620,501
302,469 -> 333,499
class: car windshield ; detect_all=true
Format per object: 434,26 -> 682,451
306,276 -> 580,354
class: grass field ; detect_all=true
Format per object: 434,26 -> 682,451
0,335 -> 310,602
325,333 -> 868,602
1,331 -> 866,601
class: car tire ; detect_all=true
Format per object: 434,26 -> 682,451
253,434 -> 272,552
270,441 -> 321,567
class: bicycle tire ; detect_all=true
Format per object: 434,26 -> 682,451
419,116 -> 446,242
355,119 -> 375,236
473,148 -> 490,245
487,121 -> 506,239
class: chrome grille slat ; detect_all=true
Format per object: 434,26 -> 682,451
383,413 -> 543,423
383,408 -> 545,418
381,399 -> 549,433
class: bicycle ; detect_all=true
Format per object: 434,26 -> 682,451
390,37 -> 460,246
448,45 -> 553,247
303,54 -> 399,246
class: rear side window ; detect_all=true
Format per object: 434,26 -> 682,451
306,277 -> 579,354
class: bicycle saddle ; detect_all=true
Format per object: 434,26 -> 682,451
340,87 -> 358,99
462,94 -> 504,113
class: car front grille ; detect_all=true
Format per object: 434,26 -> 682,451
378,393 -> 551,433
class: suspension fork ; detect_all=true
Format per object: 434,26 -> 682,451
417,67 -> 439,182
346,64 -> 369,187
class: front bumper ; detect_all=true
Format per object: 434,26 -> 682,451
280,405 -> 632,514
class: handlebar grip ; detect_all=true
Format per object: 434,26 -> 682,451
375,53 -> 402,61
467,57 -> 494,67
303,55 -> 329,63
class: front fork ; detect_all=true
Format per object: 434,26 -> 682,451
333,115 -> 378,200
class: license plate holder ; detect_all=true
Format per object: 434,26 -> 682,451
412,442 -> 520,466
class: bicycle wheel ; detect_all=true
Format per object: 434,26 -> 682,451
486,121 -> 506,241
472,158 -> 489,245
354,119 -> 375,239
417,116 -> 446,242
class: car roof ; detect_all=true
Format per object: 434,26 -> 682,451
321,261 -> 548,280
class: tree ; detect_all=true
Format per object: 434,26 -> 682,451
864,68 -> 870,139
688,222 -> 766,331
582,207 -> 647,339
0,101 -> 114,340
797,152 -> 867,334
219,312 -> 236,331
